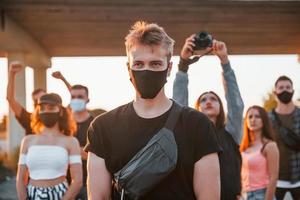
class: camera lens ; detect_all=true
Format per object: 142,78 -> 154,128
194,31 -> 213,51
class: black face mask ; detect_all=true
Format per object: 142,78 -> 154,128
276,91 -> 294,104
130,68 -> 168,99
39,112 -> 60,128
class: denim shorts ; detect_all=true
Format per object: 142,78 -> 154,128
243,188 -> 276,200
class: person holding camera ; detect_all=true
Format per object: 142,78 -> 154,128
173,33 -> 244,200
268,76 -> 300,200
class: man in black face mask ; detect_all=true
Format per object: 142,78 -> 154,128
269,75 -> 300,200
85,21 -> 221,200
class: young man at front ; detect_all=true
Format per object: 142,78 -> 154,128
85,21 -> 221,200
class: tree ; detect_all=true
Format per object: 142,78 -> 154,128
263,91 -> 277,112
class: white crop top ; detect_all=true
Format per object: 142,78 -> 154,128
18,145 -> 81,180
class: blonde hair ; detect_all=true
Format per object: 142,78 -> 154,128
125,21 -> 175,60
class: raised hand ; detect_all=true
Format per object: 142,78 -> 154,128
212,40 -> 229,64
9,61 -> 23,74
52,71 -> 64,80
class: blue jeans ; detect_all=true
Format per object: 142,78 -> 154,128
244,188 -> 276,200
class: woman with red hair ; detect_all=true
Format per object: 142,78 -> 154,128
241,105 -> 279,200
16,93 -> 82,200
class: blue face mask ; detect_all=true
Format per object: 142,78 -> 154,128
70,99 -> 86,112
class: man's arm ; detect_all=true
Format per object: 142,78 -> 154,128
193,153 -> 220,200
87,152 -> 111,200
6,62 -> 25,118
52,71 -> 72,92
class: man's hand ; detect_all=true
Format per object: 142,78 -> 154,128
9,61 -> 23,75
51,71 -> 64,80
212,40 -> 229,64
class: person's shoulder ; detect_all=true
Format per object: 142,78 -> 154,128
180,106 -> 211,124
91,102 -> 132,125
263,140 -> 278,154
65,135 -> 80,148
265,140 -> 278,150
21,134 -> 37,150
22,134 -> 36,143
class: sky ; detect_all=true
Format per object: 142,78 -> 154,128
0,54 -> 300,119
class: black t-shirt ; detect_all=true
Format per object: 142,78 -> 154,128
15,107 -> 33,135
217,128 -> 242,200
85,101 -> 221,200
273,112 -> 294,181
74,115 -> 94,186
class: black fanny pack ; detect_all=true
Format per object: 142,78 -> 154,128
113,102 -> 182,200
272,109 -> 300,151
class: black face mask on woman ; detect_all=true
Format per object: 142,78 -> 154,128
130,68 -> 168,99
276,91 -> 294,104
39,112 -> 60,128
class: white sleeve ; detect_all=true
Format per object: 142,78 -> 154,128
18,154 -> 27,165
69,155 -> 82,164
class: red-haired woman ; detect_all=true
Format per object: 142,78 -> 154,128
16,93 -> 82,200
241,106 -> 279,200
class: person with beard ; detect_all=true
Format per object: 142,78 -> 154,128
85,21 -> 222,200
7,61 -> 46,135
16,93 -> 83,200
172,34 -> 244,200
268,76 -> 300,200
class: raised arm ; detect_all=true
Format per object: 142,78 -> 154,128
52,71 -> 72,92
172,35 -> 202,106
87,152 -> 111,200
6,61 -> 25,118
213,41 -> 244,144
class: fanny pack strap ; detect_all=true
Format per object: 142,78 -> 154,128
164,101 -> 183,131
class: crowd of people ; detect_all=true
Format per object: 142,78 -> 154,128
6,21 -> 300,200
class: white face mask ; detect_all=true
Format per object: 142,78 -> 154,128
70,98 -> 86,112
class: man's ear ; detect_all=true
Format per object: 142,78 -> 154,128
167,62 -> 173,77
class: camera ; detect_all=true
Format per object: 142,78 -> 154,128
193,31 -> 213,51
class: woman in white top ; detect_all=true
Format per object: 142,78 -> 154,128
16,93 -> 83,200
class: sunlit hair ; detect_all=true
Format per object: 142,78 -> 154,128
240,105 -> 274,152
125,21 -> 175,61
31,105 -> 77,136
275,75 -> 293,87
31,88 -> 46,97
195,91 -> 225,129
